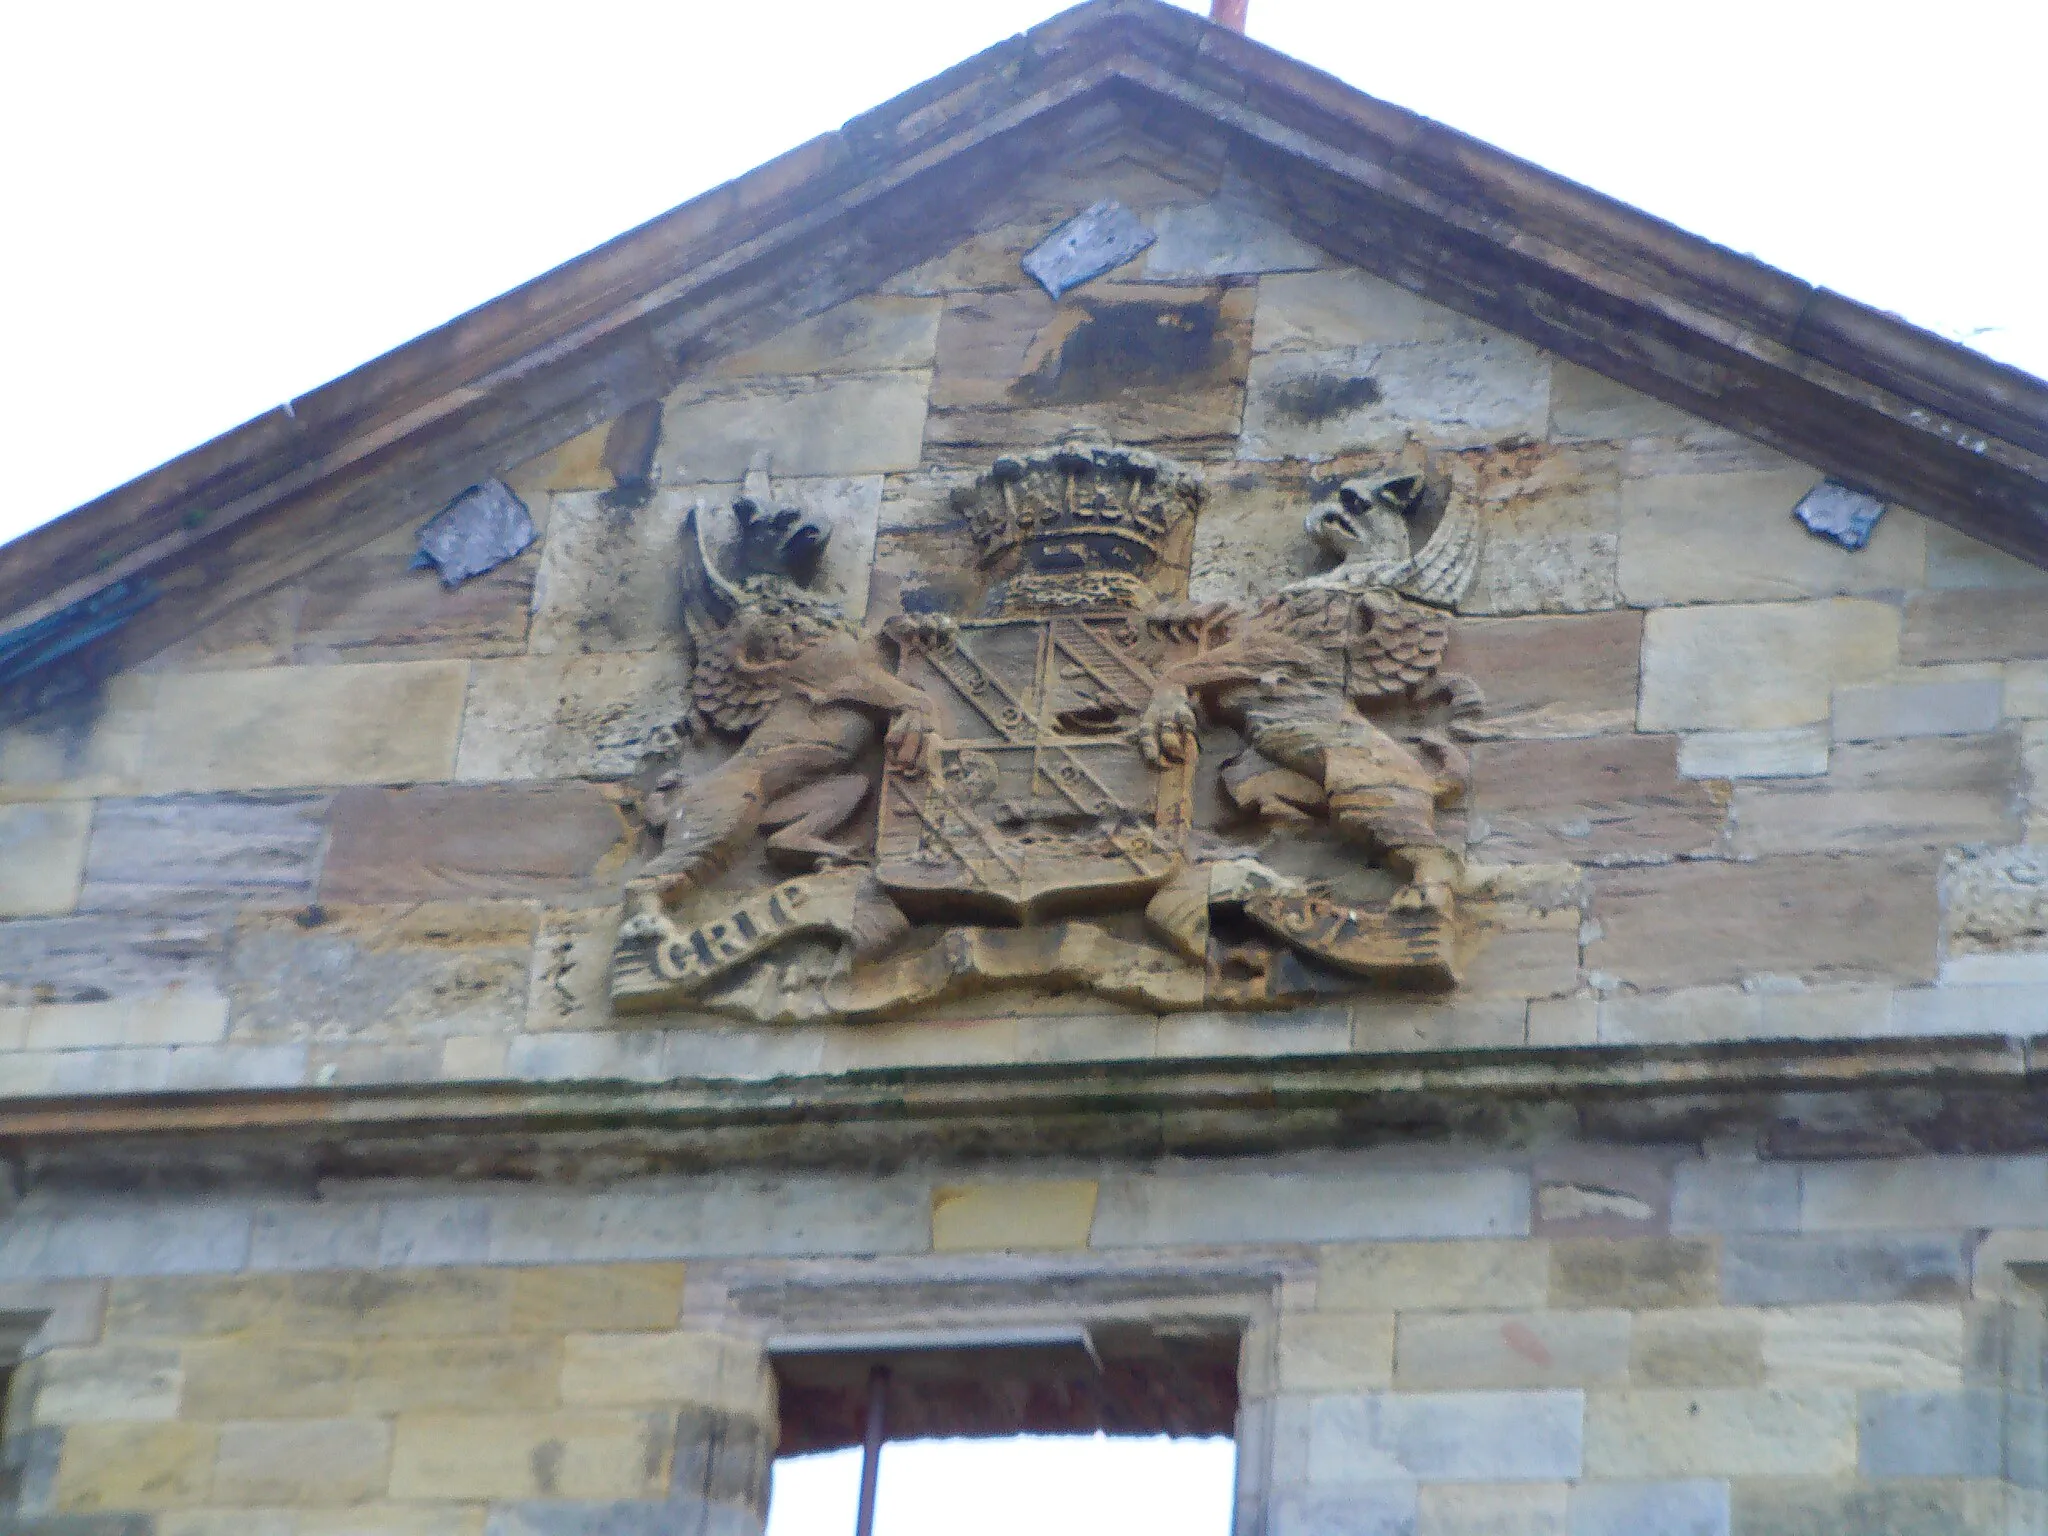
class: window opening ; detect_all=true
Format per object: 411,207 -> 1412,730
766,1324 -> 1239,1536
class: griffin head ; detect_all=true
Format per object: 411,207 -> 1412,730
678,467 -> 837,634
1304,471 -> 1428,567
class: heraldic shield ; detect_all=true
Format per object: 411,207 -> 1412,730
875,614 -> 1200,922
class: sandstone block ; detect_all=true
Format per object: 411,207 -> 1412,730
1832,673 -> 2005,741
927,282 -> 1252,454
456,651 -> 690,781
26,993 -> 228,1050
525,907 -> 621,1034
1858,1389 -> 2002,1478
140,586 -> 304,676
322,783 -> 626,902
1276,1310 -> 1395,1392
377,1198 -> 492,1267
1628,1310 -> 1763,1388
1904,589 -> 2048,664
1526,996 -> 1597,1047
505,1030 -> 667,1083
1141,200 -> 1327,279
1759,1305 -> 1963,1389
930,1180 -> 1099,1251
1730,734 -> 2018,857
657,370 -> 930,482
280,1269 -> 511,1340
55,1420 -> 216,1510
1675,727 -> 1830,781
1460,930 -> 1580,1001
79,792 -> 328,912
226,902 -> 533,1042
1670,1162 -> 1801,1236
1457,443 -> 1621,616
0,1203 -> 252,1280
353,1335 -> 562,1415
1567,1479 -> 1728,1536
1445,612 -> 1642,741
213,1417 -> 392,1505
1242,336 -> 1550,459
1548,361 -> 1705,441
1549,1238 -> 1717,1311
1252,268 -> 1481,352
293,524 -> 533,663
1307,1389 -> 1584,1483
440,1035 -> 509,1081
1395,1310 -> 1629,1390
1582,1389 -> 1854,1477
2008,661 -> 2048,719
1584,850 -> 1940,991
1800,1156 -> 2048,1231
1720,1234 -> 1968,1304
1318,1240 -> 1550,1314
1944,845 -> 2048,955
1185,463 -> 1346,608
1532,1147 -> 1671,1237
388,1410 -> 670,1501
179,1339 -> 354,1420
136,661 -> 468,793
1154,1008 -> 1350,1060
1471,735 -> 1726,865
560,1333 -> 770,1419
30,1345 -> 182,1423
1639,599 -> 1898,733
0,801 -> 92,917
1618,470 -> 1922,604
508,1264 -> 685,1335
711,295 -> 941,378
1417,1480 -> 1567,1536
1092,1167 -> 1529,1247
1926,522 -> 2048,590
0,675 -> 153,803
104,1274 -> 288,1341
1272,1483 -> 1418,1536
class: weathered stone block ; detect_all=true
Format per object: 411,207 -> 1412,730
1904,589 -> 2048,664
1799,1156 -> 2048,1231
1318,1240 -> 1550,1314
657,370 -> 930,481
1548,361 -> 1706,441
561,1333 -> 770,1419
1272,1483 -> 1418,1536
1639,599 -> 1899,733
179,1339 -> 354,1419
711,295 -> 941,378
0,802 -> 92,917
103,1274 -> 286,1341
225,902 -> 533,1042
1676,728 -> 1830,781
1728,1477 -> 2005,1536
1277,1311 -> 1395,1392
0,1203 -> 251,1281
1243,337 -> 1550,459
1395,1310 -> 1630,1390
1582,1389 -> 1854,1477
1832,673 -> 2006,741
1567,1479 -> 1728,1536
1926,522 -> 2048,591
455,651 -> 690,781
25,993 -> 228,1050
1759,1305 -> 1962,1389
79,792 -> 327,912
1550,1238 -> 1717,1311
29,1346 -> 182,1423
0,676 -> 153,804
1584,850 -> 1940,991
1093,1167 -> 1529,1247
1532,1147 -> 1672,1237
293,525 -> 533,663
54,1420 -> 215,1510
927,282 -> 1253,453
1458,444 -> 1621,616
1618,469 -> 1923,604
388,1410 -> 671,1501
1252,268 -> 1482,352
929,1180 -> 1099,1251
508,1264 -> 685,1335
1418,1480 -> 1567,1536
1308,1389 -> 1584,1483
1628,1310 -> 1764,1388
1730,734 -> 2018,857
213,1417 -> 392,1505
2008,661 -> 2048,719
1720,1234 -> 1969,1304
1471,736 -> 1725,865
279,1269 -> 512,1340
322,783 -> 626,902
353,1336 -> 563,1415
1670,1162 -> 1801,1236
137,661 -> 468,793
1858,1389 -> 2003,1478
1445,612 -> 1642,741
1141,200 -> 1327,279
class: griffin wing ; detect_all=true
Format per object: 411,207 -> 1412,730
1347,590 -> 1452,702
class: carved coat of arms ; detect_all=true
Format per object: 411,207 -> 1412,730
614,430 -> 1488,1024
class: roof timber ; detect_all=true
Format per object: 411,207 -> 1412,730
4,0 -> 2044,659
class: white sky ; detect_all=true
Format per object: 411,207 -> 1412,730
766,1435 -> 1237,1536
1,0 -> 2042,555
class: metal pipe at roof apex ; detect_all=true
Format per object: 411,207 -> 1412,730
1209,0 -> 1249,32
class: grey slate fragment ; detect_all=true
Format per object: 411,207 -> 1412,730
1794,478 -> 1889,550
1021,200 -> 1157,297
413,479 -> 537,587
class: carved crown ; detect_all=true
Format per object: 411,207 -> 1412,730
951,429 -> 1203,580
